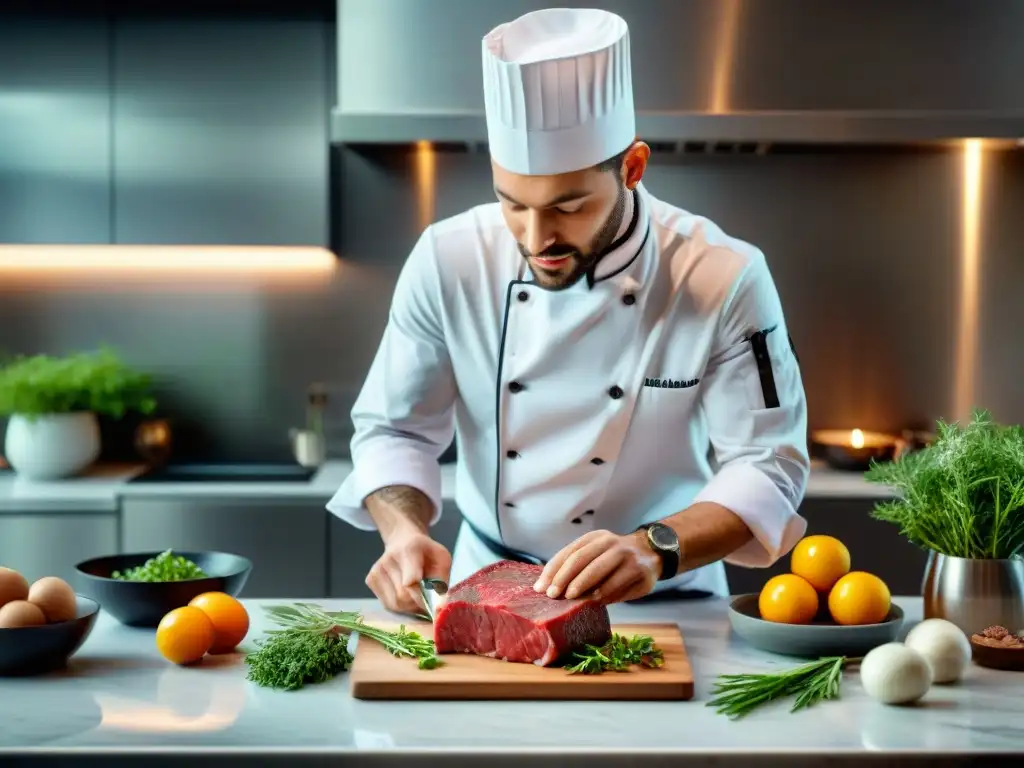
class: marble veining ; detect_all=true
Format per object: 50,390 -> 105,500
0,596 -> 1020,760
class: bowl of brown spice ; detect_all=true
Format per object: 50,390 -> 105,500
969,625 -> 1024,671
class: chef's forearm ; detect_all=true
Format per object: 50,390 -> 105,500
654,502 -> 755,576
364,485 -> 434,541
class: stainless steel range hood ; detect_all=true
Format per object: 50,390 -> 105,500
332,0 -> 1024,146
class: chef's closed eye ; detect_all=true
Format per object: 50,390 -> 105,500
554,202 -> 585,215
502,200 -> 584,216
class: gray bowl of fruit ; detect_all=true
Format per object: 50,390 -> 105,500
0,567 -> 101,676
728,535 -> 904,658
74,549 -> 251,627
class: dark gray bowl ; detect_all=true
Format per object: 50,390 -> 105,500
728,593 -> 904,658
74,551 -> 251,628
0,595 -> 100,676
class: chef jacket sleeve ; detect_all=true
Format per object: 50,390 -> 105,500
326,229 -> 456,530
692,251 -> 810,568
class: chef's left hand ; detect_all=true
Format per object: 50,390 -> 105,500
533,529 -> 661,604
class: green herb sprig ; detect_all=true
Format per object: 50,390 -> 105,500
708,656 -> 853,719
244,603 -> 442,690
111,549 -> 207,582
0,346 -> 157,419
865,408 -> 1024,559
565,633 -> 665,674
243,626 -> 353,691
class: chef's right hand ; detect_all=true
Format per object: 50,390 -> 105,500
365,531 -> 452,615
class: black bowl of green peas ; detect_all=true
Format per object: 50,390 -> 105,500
74,549 -> 252,627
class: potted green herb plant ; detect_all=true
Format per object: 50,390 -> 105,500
0,347 -> 157,480
864,408 -> 1024,635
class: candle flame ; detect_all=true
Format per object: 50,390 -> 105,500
850,429 -> 865,449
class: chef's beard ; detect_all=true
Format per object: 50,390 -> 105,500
518,184 -> 628,291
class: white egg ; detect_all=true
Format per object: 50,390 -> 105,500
860,642 -> 932,705
904,618 -> 972,684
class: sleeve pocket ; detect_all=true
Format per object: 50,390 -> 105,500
744,324 -> 799,411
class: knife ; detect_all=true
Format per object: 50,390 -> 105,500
417,578 -> 448,623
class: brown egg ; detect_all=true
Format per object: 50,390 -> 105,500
27,576 -> 77,624
0,600 -> 46,628
0,567 -> 30,609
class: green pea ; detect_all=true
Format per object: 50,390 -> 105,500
111,549 -> 207,582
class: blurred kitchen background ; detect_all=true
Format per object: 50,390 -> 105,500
2,0 -> 1023,598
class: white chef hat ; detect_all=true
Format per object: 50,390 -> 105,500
481,8 -> 635,176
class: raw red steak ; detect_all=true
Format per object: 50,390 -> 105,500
433,560 -> 612,666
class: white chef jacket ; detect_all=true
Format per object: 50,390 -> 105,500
327,182 -> 810,597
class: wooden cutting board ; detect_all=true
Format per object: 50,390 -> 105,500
349,619 -> 694,701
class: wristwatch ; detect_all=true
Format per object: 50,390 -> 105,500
636,522 -> 681,581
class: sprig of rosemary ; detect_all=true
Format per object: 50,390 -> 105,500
336,613 -> 443,670
244,603 -> 442,690
565,633 -> 665,674
707,656 -> 853,719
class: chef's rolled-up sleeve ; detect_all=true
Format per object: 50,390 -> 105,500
326,229 -> 456,531
694,252 -> 810,567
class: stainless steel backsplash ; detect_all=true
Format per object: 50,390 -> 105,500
3,142 -> 1022,461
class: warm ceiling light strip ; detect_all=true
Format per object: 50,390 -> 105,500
952,138 -> 985,423
0,245 -> 337,274
415,140 -> 436,232
708,0 -> 741,114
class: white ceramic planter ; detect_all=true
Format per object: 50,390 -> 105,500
4,412 -> 101,480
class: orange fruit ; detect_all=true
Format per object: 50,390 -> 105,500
828,571 -> 891,626
758,573 -> 819,624
156,606 -> 215,665
188,592 -> 249,654
790,535 -> 851,592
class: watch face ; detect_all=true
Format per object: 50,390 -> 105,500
649,524 -> 678,550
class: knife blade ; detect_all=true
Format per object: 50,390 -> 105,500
418,577 -> 448,623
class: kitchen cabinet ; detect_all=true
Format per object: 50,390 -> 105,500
0,20 -> 112,244
120,497 -> 329,598
328,501 -> 464,598
112,19 -> 329,246
723,498 -> 930,598
0,513 -> 118,585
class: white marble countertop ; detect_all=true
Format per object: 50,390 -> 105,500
0,459 -> 894,515
0,464 -> 141,513
0,596 -> 1020,766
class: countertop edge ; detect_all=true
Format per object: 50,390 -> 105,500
0,460 -> 896,512
0,748 -> 1009,766
1,597 -> 1018,763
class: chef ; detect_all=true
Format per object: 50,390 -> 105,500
327,7 -> 810,614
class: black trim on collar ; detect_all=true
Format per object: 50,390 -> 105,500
593,224 -> 650,286
585,187 -> 648,289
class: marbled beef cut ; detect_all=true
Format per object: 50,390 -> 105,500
433,560 -> 612,666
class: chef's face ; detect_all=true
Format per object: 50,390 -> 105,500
492,142 -> 650,291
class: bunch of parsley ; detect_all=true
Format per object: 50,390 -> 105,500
865,408 -> 1024,559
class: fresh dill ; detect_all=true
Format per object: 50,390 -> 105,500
866,408 -> 1024,559
244,626 -> 353,691
244,602 -> 442,690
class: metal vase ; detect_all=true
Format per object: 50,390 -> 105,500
921,551 -> 1024,635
